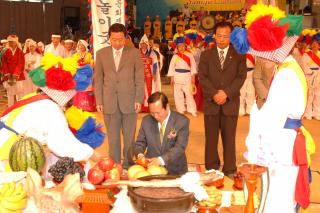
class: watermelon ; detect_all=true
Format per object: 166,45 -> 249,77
9,136 -> 46,173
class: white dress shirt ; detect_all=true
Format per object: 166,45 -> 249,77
217,46 -> 229,59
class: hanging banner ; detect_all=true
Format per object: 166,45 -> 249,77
91,0 -> 125,56
185,0 -> 245,11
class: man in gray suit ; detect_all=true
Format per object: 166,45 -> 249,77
94,23 -> 144,169
134,92 -> 189,175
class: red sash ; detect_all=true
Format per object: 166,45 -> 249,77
177,52 -> 191,68
246,54 -> 255,65
1,94 -> 50,117
307,51 -> 320,67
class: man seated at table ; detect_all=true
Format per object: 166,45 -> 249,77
134,92 -> 189,175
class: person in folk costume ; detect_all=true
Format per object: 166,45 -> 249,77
23,40 -> 42,95
139,35 -> 158,112
164,16 -> 173,41
239,53 -> 255,116
72,39 -> 96,112
189,15 -> 198,30
64,39 -> 75,58
148,36 -> 162,92
185,29 -> 203,111
292,32 -> 311,67
37,41 -> 45,56
144,16 -> 152,37
0,39 -> 8,68
44,34 -> 66,57
1,35 -> 25,107
22,38 -> 32,54
301,32 -> 320,120
231,3 -> 315,212
0,53 -> 104,173
167,33 -> 197,116
176,16 -> 186,34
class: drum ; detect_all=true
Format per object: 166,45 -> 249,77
201,15 -> 215,30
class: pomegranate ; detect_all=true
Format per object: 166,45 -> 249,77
87,168 -> 104,185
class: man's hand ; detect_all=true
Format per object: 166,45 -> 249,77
135,102 -> 141,113
148,157 -> 161,167
213,90 -> 227,105
96,105 -> 103,113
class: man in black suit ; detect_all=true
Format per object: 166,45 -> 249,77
198,22 -> 246,177
134,92 -> 189,175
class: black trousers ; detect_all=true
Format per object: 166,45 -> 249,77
204,110 -> 238,175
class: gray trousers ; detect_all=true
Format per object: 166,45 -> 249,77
104,107 -> 137,169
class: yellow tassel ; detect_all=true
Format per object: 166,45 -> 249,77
41,53 -> 62,71
65,106 -> 95,130
61,57 -> 79,76
245,3 -> 285,28
301,126 -> 316,166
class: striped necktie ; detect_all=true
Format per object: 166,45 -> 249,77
159,122 -> 165,144
219,50 -> 225,69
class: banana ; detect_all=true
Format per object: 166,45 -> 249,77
0,198 -> 27,211
0,204 -> 13,213
4,190 -> 27,203
0,183 -> 10,196
2,182 -> 15,197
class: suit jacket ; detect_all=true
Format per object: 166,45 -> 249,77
198,45 -> 247,115
252,57 -> 275,109
94,46 -> 144,114
134,111 -> 189,175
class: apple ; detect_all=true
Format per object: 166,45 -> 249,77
108,168 -> 121,181
113,163 -> 123,175
88,168 -> 105,185
98,157 -> 115,172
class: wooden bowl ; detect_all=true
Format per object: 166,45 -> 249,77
127,175 -> 194,213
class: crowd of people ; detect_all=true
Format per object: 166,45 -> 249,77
0,2 -> 318,212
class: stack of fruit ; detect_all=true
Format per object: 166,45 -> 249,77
197,186 -> 222,209
87,157 -> 123,185
0,182 -> 27,212
48,157 -> 85,183
127,164 -> 168,180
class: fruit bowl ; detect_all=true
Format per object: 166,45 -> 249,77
127,175 -> 194,213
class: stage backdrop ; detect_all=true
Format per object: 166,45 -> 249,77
91,0 -> 125,56
136,0 -> 245,28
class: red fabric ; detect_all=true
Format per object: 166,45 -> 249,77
293,129 -> 310,208
46,66 -> 75,91
1,48 -> 25,81
246,54 -> 255,65
73,91 -> 97,112
194,77 -> 203,111
248,15 -> 288,51
1,94 -> 50,117
141,52 -> 153,112
177,52 -> 191,68
306,51 -> 320,67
